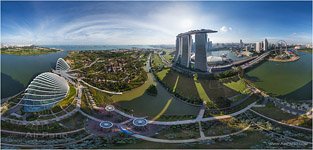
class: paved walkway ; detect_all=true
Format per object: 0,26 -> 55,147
1,108 -> 79,126
196,104 -> 206,120
85,58 -> 99,68
132,125 -> 250,143
245,112 -> 312,145
79,79 -> 122,95
198,122 -> 205,139
148,102 -> 256,125
113,109 -> 138,120
1,134 -> 94,148
78,109 -> 102,122
249,109 -> 312,132
1,128 -> 85,136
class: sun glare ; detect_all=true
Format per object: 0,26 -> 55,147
181,19 -> 194,30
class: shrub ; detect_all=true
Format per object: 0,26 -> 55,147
146,85 -> 158,96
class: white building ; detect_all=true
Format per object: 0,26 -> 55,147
255,42 -> 261,53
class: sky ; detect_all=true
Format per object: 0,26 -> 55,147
1,1 -> 312,45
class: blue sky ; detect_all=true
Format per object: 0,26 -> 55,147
1,1 -> 312,45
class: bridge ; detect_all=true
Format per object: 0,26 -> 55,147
241,51 -> 272,70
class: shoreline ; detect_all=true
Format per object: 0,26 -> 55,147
0,49 -> 63,56
268,56 -> 300,63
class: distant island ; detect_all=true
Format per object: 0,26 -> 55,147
0,45 -> 61,56
298,48 -> 313,53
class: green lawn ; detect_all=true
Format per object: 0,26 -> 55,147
80,89 -> 93,114
194,77 -> 213,106
175,74 -> 200,101
161,69 -> 179,91
53,84 -> 76,109
163,51 -> 174,62
152,53 -> 164,68
199,79 -> 239,103
172,75 -> 179,92
156,68 -> 170,80
223,78 -> 248,94
89,87 -> 113,106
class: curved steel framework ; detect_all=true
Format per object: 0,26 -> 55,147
56,58 -> 70,71
22,72 -> 69,112
275,40 -> 288,55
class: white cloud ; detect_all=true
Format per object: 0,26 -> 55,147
220,26 -> 232,32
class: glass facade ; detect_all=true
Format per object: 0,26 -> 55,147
22,72 -> 69,112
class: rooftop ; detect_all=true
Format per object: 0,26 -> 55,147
177,29 -> 218,37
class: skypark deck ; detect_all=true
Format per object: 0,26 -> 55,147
177,29 -> 218,37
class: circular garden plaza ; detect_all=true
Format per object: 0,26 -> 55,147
1,43 -> 312,148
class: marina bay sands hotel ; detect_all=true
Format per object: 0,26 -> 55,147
174,29 -> 217,72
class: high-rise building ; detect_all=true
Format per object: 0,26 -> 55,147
255,42 -> 261,53
174,29 -> 217,71
264,38 -> 268,51
174,36 -> 184,62
180,34 -> 192,68
207,38 -> 212,55
194,33 -> 208,71
240,39 -> 243,49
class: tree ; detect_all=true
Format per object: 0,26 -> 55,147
146,85 -> 158,96
215,97 -> 231,108
194,73 -> 199,82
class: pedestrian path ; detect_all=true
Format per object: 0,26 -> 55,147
132,125 -> 250,143
249,109 -> 312,132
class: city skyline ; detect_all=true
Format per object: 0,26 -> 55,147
1,1 -> 312,45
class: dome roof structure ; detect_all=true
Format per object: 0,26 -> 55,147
191,54 -> 227,65
22,72 -> 69,112
56,58 -> 70,71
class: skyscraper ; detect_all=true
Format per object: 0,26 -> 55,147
207,38 -> 212,55
194,33 -> 208,71
174,37 -> 181,62
174,29 -> 217,70
264,38 -> 268,51
255,42 -> 261,53
240,39 -> 243,49
180,34 -> 192,68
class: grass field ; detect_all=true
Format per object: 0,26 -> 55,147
194,78 -> 213,106
175,74 -> 200,101
199,79 -> 238,102
161,69 -> 180,91
111,73 -> 154,102
223,78 -> 248,94
163,51 -> 174,62
172,76 -> 179,92
89,87 -> 113,106
156,68 -> 170,80
152,53 -> 164,69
